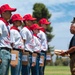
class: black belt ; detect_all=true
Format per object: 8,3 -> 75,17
41,50 -> 46,53
25,50 -> 32,55
0,47 -> 11,52
34,52 -> 40,56
13,48 -> 22,52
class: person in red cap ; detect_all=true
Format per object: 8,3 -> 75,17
30,24 -> 41,75
20,14 -> 36,75
0,4 -> 16,75
37,18 -> 51,75
10,14 -> 24,75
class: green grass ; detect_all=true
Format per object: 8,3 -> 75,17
9,66 -> 71,75
45,66 -> 71,75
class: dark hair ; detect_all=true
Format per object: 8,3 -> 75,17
9,19 -> 13,24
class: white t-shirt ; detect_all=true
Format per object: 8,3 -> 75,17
20,27 -> 33,52
10,29 -> 24,49
32,35 -> 41,52
37,30 -> 48,51
0,20 -> 11,48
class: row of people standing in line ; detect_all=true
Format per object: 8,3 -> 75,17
0,4 -> 51,75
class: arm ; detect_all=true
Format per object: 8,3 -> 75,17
66,46 -> 75,54
33,37 -> 41,53
10,30 -> 15,49
0,28 -> 2,36
0,21 -> 3,36
20,29 -> 27,52
60,46 -> 75,56
41,33 -> 48,51
22,39 -> 26,46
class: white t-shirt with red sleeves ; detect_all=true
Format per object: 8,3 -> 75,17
37,30 -> 48,51
10,29 -> 24,49
0,20 -> 11,48
20,27 -> 33,52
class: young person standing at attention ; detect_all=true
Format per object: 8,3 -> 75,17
10,14 -> 24,75
20,14 -> 36,75
0,4 -> 16,75
37,18 -> 51,75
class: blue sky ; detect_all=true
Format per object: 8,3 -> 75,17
0,0 -> 75,50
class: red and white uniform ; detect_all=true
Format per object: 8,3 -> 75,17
37,29 -> 48,51
10,26 -> 24,49
20,26 -> 33,52
0,17 -> 11,48
30,34 -> 41,52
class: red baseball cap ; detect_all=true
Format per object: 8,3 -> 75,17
31,24 -> 41,30
11,14 -> 24,22
0,4 -> 16,14
23,14 -> 36,21
39,18 -> 51,25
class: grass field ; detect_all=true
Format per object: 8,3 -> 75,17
9,66 -> 71,75
45,66 -> 71,75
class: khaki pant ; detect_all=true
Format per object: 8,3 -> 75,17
70,54 -> 75,75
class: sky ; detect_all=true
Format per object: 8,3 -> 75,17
0,0 -> 75,51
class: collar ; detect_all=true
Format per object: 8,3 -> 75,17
40,27 -> 46,33
25,26 -> 31,30
33,34 -> 39,38
0,17 -> 9,26
10,25 -> 20,32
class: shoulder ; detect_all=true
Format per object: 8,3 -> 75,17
0,20 -> 5,26
38,30 -> 45,36
10,29 -> 16,34
33,36 -> 37,39
21,27 -> 28,32
33,36 -> 38,41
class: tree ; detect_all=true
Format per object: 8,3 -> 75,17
62,57 -> 70,66
54,57 -> 63,66
54,56 -> 70,66
33,3 -> 51,21
32,3 -> 54,52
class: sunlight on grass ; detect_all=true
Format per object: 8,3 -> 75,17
45,66 -> 71,75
